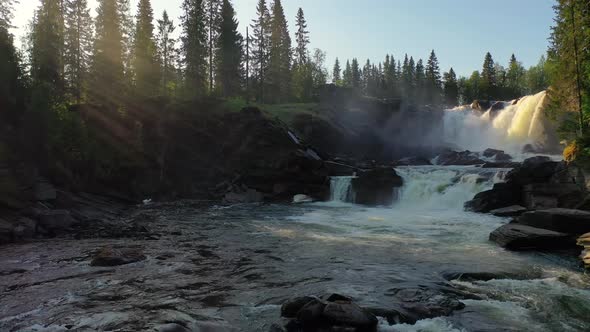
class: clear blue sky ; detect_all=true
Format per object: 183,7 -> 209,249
13,0 -> 555,77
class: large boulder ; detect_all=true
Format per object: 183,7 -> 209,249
516,209 -> 590,235
522,183 -> 584,210
435,150 -> 484,166
395,156 -> 432,166
322,302 -> 378,330
465,183 -> 521,213
351,167 -> 403,206
490,223 -> 576,250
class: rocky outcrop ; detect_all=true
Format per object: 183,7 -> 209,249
465,156 -> 585,212
517,209 -> 590,234
351,167 -> 403,206
482,148 -> 512,161
490,224 -> 576,250
435,150 -> 484,166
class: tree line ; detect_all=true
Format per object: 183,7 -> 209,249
331,51 -> 549,107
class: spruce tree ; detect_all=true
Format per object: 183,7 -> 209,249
181,0 -> 207,97
332,58 -> 341,84
481,52 -> 496,100
64,0 -> 93,103
157,11 -> 178,96
215,0 -> 243,97
249,0 -> 271,102
118,0 -> 134,87
93,0 -> 125,105
443,67 -> 459,106
268,0 -> 291,103
343,59 -> 352,88
133,0 -> 160,97
0,0 -> 24,125
31,0 -> 65,97
351,58 -> 361,90
205,0 -> 221,93
415,59 -> 425,101
506,54 -> 525,99
294,8 -> 309,65
425,50 -> 442,104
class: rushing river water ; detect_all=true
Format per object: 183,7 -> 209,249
1,166 -> 590,331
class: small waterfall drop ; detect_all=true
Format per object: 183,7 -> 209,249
395,166 -> 507,209
330,176 -> 355,202
443,91 -> 555,155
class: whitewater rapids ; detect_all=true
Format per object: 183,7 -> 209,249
442,91 -> 559,157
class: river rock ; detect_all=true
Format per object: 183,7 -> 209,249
395,156 -> 432,166
37,210 -> 77,231
281,296 -> 318,318
435,150 -> 485,166
489,224 -> 576,250
296,299 -> 328,327
90,247 -> 146,267
490,205 -> 527,217
516,209 -> 590,235
465,183 -> 521,213
322,302 -> 378,330
388,286 -> 467,323
351,167 -> 403,206
483,148 -> 504,158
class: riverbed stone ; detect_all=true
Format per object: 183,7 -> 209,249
516,209 -> 590,235
395,156 -> 432,166
490,224 -> 576,250
436,150 -> 485,166
322,302 -> 378,330
490,205 -> 527,217
281,296 -> 317,318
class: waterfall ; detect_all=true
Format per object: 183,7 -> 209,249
395,166 -> 507,210
442,91 -> 556,156
330,176 -> 355,202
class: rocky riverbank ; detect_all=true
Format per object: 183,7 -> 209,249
465,156 -> 590,268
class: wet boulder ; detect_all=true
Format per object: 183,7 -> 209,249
516,209 -> 590,235
281,296 -> 318,318
386,285 -> 467,324
435,150 -> 484,166
465,183 -> 521,213
323,302 -> 378,330
490,205 -> 527,217
504,156 -> 560,186
482,148 -> 504,158
351,167 -> 403,206
490,223 -> 576,250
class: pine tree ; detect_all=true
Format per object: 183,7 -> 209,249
481,52 -> 496,100
443,67 -> 458,106
384,54 -> 397,99
332,58 -> 341,84
0,0 -> 24,125
415,58 -> 425,101
205,0 -> 221,93
343,59 -> 352,88
181,0 -> 207,96
425,50 -> 442,104
249,0 -> 271,102
215,0 -> 243,97
64,0 -> 93,103
268,0 -> 291,103
118,0 -> 134,87
133,0 -> 160,97
294,8 -> 309,65
506,54 -> 525,99
351,58 -> 361,89
92,0 -> 125,105
31,0 -> 65,97
157,11 -> 178,96
362,59 -> 371,93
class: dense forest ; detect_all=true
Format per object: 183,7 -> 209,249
0,0 -> 589,192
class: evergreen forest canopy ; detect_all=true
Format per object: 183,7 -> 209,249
0,0 -> 589,183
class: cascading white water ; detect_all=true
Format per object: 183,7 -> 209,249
443,91 -> 554,156
329,176 -> 355,202
395,166 -> 507,209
